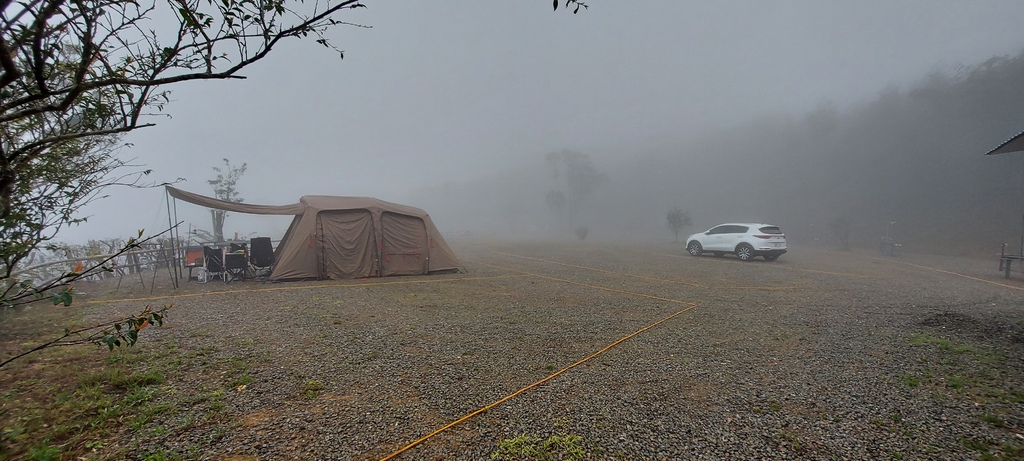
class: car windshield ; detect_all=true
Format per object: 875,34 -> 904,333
759,226 -> 783,234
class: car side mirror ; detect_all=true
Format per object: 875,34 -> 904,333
704,232 -> 710,235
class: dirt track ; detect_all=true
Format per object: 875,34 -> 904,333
78,240 -> 1024,460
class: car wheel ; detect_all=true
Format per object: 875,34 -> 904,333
764,254 -> 779,261
713,252 -> 724,257
687,241 -> 703,256
736,243 -> 754,261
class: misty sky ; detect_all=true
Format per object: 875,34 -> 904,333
64,0 -> 1024,243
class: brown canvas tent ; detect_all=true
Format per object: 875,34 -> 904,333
166,186 -> 463,281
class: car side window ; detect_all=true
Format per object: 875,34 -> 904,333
728,225 -> 748,234
707,226 -> 727,235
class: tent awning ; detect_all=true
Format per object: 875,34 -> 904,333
985,130 -> 1024,155
165,185 -> 305,215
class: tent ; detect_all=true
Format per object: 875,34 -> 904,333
984,129 -> 1024,155
165,186 -> 463,281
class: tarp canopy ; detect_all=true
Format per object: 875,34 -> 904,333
984,130 -> 1024,155
166,186 -> 463,280
166,185 -> 305,215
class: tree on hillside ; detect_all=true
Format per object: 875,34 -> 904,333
666,207 -> 692,243
207,159 -> 247,242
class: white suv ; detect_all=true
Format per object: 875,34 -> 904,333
686,223 -> 787,261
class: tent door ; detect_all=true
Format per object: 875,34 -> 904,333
380,212 -> 428,276
316,210 -> 377,279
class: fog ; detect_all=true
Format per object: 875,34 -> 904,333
63,1 -> 1024,255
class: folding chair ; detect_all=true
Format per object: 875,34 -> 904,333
224,252 -> 247,283
201,246 -> 226,283
184,246 -> 204,281
249,237 -> 274,278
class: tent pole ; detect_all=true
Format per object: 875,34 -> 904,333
172,193 -> 181,284
164,189 -> 179,289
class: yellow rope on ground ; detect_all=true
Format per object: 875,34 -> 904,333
85,274 -> 528,305
378,263 -> 699,461
870,257 -> 1024,291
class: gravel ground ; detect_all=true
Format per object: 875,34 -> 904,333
79,239 -> 1024,460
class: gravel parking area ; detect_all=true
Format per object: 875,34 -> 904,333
81,240 -> 1024,460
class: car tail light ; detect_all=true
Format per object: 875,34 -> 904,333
754,234 -> 784,239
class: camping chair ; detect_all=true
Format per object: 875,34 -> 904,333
224,251 -> 247,283
201,246 -> 226,283
184,246 -> 204,281
249,237 -> 274,278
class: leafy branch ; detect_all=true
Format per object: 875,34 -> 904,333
553,0 -> 588,14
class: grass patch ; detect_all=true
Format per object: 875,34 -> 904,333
0,301 -> 248,460
492,433 -> 587,460
907,331 -> 1019,402
963,436 -> 991,452
980,413 -> 1005,428
0,342 -> 174,460
906,329 -> 1024,459
303,380 -> 325,399
947,375 -> 967,391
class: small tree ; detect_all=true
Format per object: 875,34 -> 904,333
666,207 -> 692,243
207,159 -> 247,242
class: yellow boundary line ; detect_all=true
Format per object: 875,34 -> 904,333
869,257 -> 1024,291
378,262 -> 698,460
493,252 -> 806,290
84,275 -> 528,305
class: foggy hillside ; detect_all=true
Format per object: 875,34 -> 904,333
411,49 -> 1024,256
